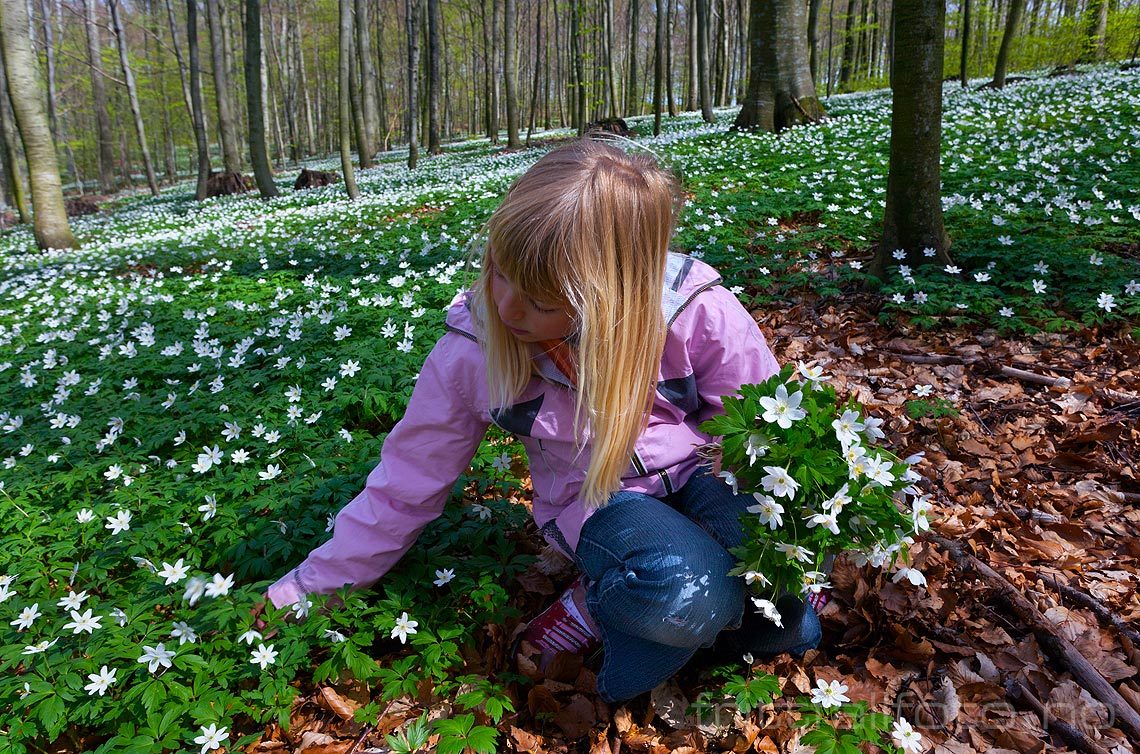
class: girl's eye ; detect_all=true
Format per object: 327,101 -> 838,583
532,302 -> 558,314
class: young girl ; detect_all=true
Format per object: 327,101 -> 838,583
266,138 -> 821,703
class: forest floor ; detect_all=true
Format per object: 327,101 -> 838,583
255,290 -> 1139,754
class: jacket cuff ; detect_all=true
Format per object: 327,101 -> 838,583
266,567 -> 308,610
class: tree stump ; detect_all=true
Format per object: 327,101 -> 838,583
206,171 -> 254,197
585,118 -> 631,139
293,169 -> 341,190
65,197 -> 101,217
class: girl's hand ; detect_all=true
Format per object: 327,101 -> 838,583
251,597 -> 278,638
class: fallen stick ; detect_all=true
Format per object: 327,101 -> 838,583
1049,577 -> 1140,650
928,533 -> 1140,741
998,365 -> 1071,389
887,352 -> 1072,387
1003,677 -> 1112,754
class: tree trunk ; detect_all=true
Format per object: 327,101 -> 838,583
162,0 -> 197,140
0,47 -> 28,221
626,0 -> 640,115
491,0 -> 501,142
339,0 -> 359,196
245,0 -> 277,196
427,0 -> 442,152
406,0 -> 420,167
734,0 -> 826,132
83,0 -> 116,193
960,0 -> 971,86
1080,0 -> 1109,62
526,0 -> 543,144
376,1 -> 390,149
696,0 -> 714,121
207,0 -> 242,172
295,0 -> 315,155
572,0 -> 586,133
38,0 -> 78,191
355,0 -> 380,162
808,0 -> 824,83
686,0 -> 696,110
992,0 -> 1026,87
839,0 -> 860,90
504,0 -> 519,146
603,0 -> 616,117
0,0 -> 75,248
873,0 -> 950,277
108,0 -> 159,197
187,0 -> 211,199
653,0 -> 667,133
666,0 -> 676,116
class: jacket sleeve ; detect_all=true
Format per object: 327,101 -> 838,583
267,333 -> 489,609
687,285 -> 782,425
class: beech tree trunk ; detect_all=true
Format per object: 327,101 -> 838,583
339,0 -> 359,197
83,0 -> 115,193
0,43 -> 29,222
207,0 -> 243,172
427,0 -> 441,152
504,0 -> 520,147
653,0 -> 667,134
666,0 -> 676,116
572,0 -> 586,133
245,0 -> 277,197
874,0 -> 951,277
686,0 -> 697,111
734,0 -> 825,132
839,0 -> 861,90
808,0 -> 824,84
0,0 -> 76,248
406,0 -> 421,168
1080,0 -> 1109,62
162,0 -> 197,141
960,0 -> 971,86
627,0 -> 640,115
108,0 -> 159,197
696,0 -> 714,121
187,0 -> 210,200
992,0 -> 1027,87
37,0 -> 77,190
604,0 -> 617,117
356,0 -> 380,162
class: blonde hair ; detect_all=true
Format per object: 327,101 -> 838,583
470,138 -> 685,510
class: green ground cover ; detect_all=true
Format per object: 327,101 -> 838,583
0,66 -> 1137,753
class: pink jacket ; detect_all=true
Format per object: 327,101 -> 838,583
267,253 -> 781,608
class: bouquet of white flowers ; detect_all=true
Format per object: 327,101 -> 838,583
700,361 -> 931,626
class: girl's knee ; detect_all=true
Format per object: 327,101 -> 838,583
646,566 -> 744,648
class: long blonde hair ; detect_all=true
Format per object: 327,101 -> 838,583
471,138 -> 685,509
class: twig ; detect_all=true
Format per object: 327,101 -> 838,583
967,404 -> 994,436
887,352 -> 1072,387
1048,575 -> 1140,648
998,365 -> 1071,389
1003,677 -> 1112,754
345,724 -> 375,754
928,533 -> 1140,741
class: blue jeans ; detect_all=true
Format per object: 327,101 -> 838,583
574,466 -> 822,702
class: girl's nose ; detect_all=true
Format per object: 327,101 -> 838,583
498,287 -> 525,323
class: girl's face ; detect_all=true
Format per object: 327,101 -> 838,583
489,257 -> 577,343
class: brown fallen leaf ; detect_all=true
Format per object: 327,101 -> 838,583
554,694 -> 597,740
613,705 -> 634,735
649,679 -> 691,731
317,686 -> 360,722
510,724 -> 547,754
528,685 -> 561,717
1046,679 -> 1112,739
